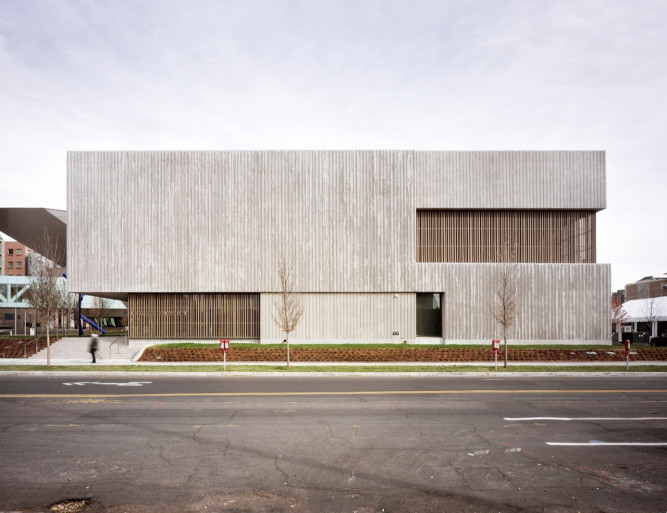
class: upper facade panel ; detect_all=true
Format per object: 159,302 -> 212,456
67,150 -> 416,294
415,151 -> 606,210
67,150 -> 606,295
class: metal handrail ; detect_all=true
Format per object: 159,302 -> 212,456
108,334 -> 128,356
22,336 -> 44,358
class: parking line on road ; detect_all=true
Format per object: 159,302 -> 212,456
505,417 -> 667,421
1,389 -> 666,399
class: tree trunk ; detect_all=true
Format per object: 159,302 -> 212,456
46,324 -> 51,368
503,328 -> 508,369
286,333 -> 290,368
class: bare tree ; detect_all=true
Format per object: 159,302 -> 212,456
25,229 -> 63,367
271,256 -> 304,368
611,297 -> 628,342
489,263 -> 519,369
58,281 -> 78,334
642,297 -> 664,339
92,296 -> 112,331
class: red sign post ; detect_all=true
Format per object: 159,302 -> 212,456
220,339 -> 230,370
624,339 -> 631,370
492,339 -> 501,370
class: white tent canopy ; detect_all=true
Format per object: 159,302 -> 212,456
621,297 -> 667,322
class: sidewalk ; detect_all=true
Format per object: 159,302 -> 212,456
2,358 -> 667,367
10,335 -> 139,366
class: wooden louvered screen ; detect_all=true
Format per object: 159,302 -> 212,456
417,210 -> 596,263
129,293 -> 259,339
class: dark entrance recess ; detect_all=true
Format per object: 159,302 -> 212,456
416,293 -> 442,337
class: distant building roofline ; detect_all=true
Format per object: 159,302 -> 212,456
0,208 -> 67,267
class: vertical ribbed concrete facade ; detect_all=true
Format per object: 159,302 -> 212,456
67,150 -> 610,344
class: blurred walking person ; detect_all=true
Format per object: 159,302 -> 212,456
89,333 -> 98,363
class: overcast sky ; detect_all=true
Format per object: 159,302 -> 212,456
1,0 -> 665,291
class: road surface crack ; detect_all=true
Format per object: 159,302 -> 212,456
192,425 -> 205,444
146,440 -> 175,469
452,465 -> 472,490
274,455 -> 289,486
319,420 -> 334,439
185,457 -> 205,485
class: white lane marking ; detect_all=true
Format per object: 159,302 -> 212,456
547,442 -> 667,446
504,417 -> 667,421
504,447 -> 522,453
63,382 -> 152,387
467,449 -> 489,456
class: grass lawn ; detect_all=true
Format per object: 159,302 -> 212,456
149,342 -> 644,350
1,364 -> 665,373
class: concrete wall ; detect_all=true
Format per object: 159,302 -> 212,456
68,150 -> 605,294
258,263 -> 611,345
415,151 -> 606,209
260,293 -> 415,343
417,263 -> 611,344
68,151 -> 415,294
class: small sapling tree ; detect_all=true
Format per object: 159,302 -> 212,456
26,230 -> 62,366
489,262 -> 519,369
92,296 -> 112,331
642,297 -> 664,339
271,256 -> 304,368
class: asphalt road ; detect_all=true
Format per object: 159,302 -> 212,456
1,375 -> 666,512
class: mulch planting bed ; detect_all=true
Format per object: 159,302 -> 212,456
139,346 -> 667,363
0,336 -> 56,358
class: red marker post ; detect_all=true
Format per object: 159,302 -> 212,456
624,339 -> 631,371
492,339 -> 501,370
220,339 -> 230,371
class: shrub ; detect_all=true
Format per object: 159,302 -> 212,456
650,337 -> 667,347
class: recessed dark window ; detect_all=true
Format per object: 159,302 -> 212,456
416,293 -> 442,337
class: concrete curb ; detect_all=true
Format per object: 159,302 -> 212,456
132,346 -> 147,362
1,370 -> 666,378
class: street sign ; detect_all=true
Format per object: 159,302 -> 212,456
492,339 -> 501,370
220,339 -> 230,371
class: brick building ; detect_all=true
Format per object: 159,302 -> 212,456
2,240 -> 33,276
625,275 -> 667,301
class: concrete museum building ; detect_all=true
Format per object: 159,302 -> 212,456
67,150 -> 610,346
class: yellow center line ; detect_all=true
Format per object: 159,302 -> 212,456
0,389 -> 666,399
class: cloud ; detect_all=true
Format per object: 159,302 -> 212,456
0,0 -> 665,289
